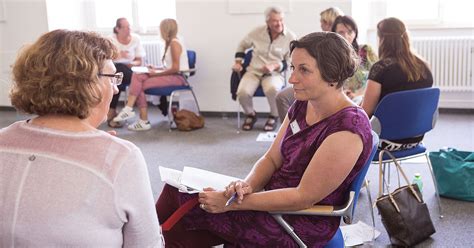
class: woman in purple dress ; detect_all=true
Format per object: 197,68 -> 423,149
156,32 -> 373,247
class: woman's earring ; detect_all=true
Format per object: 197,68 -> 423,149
329,83 -> 336,87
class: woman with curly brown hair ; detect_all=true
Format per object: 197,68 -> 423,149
0,30 -> 163,247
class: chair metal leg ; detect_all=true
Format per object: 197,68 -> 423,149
168,88 -> 201,132
365,179 -> 376,242
236,100 -> 241,133
425,153 -> 443,218
381,162 -> 389,195
386,162 -> 391,190
272,214 -> 307,248
168,93 -> 176,131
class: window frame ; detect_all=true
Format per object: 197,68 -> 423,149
91,0 -> 175,35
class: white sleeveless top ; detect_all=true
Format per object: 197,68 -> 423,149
163,38 -> 189,71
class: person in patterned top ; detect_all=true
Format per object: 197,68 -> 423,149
331,15 -> 378,105
156,32 -> 373,247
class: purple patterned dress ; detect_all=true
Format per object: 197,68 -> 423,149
176,101 -> 373,247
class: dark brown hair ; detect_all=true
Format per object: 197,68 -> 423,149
10,30 -> 118,119
290,32 -> 359,88
377,17 -> 427,81
331,15 -> 359,52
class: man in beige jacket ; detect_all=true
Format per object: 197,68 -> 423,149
232,6 -> 296,131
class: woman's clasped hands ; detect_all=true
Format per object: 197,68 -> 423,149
198,180 -> 253,213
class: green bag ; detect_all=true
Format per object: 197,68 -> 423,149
429,148 -> 474,201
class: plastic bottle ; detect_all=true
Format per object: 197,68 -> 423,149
412,173 -> 423,193
171,101 -> 179,116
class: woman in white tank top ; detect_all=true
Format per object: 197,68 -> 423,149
113,18 -> 189,131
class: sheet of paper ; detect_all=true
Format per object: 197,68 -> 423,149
131,66 -> 150,74
340,221 -> 381,246
256,132 -> 277,142
181,166 -> 241,191
158,166 -> 197,193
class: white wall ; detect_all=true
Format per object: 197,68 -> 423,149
1,0 -> 471,109
176,0 -> 351,112
46,0 -> 86,31
0,0 -> 49,106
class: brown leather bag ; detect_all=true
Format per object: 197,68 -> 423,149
375,150 -> 436,247
173,109 -> 204,131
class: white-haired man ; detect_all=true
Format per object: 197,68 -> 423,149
232,6 -> 296,131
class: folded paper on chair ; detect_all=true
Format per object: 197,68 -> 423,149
131,66 -> 165,74
159,166 -> 241,194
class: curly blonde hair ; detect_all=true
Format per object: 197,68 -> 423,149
10,29 -> 118,119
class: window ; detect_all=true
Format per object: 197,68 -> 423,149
387,0 -> 440,25
46,0 -> 176,33
95,0 -> 176,32
95,0 -> 134,28
137,0 -> 176,29
386,0 -> 474,27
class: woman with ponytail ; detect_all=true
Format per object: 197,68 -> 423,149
114,18 -> 189,131
362,17 -> 433,150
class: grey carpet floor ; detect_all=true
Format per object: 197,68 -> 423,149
2,108 -> 473,247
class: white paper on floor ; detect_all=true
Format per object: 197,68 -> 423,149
340,221 -> 381,246
256,132 -> 277,142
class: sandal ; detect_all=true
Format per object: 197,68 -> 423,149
242,114 -> 257,131
263,116 -> 278,131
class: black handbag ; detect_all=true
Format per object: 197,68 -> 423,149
375,150 -> 436,247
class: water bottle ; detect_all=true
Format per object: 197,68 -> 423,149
171,101 -> 179,116
412,173 -> 423,193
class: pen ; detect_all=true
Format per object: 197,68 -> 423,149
225,193 -> 238,207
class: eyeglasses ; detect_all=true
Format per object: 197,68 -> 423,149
98,72 -> 123,86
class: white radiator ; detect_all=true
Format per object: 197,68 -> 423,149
412,37 -> 474,92
142,41 -> 163,67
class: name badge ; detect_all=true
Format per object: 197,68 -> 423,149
290,120 -> 301,134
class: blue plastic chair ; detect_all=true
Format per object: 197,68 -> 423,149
370,87 -> 443,217
144,50 -> 200,130
271,131 -> 379,247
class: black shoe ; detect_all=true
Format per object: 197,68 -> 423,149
158,96 -> 169,116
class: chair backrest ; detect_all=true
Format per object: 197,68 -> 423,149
230,49 -> 255,100
346,131 -> 379,222
186,50 -> 196,76
371,88 -> 440,140
241,49 -> 266,96
242,49 -> 253,71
